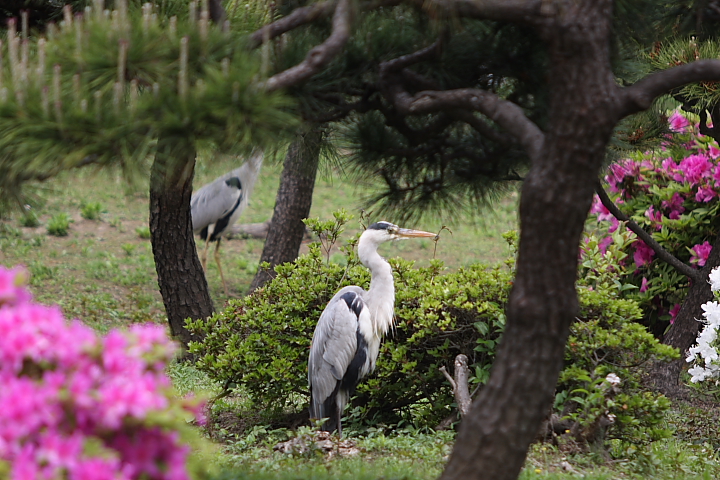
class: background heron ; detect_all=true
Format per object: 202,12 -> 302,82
308,221 -> 436,435
191,151 -> 263,296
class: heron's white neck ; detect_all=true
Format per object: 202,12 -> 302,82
358,240 -> 395,338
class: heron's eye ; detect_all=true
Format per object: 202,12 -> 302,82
388,226 -> 397,234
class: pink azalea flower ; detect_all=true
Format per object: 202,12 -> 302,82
598,236 -> 613,254
0,266 -> 197,480
677,154 -> 712,185
661,158 -> 679,180
709,144 -> 720,159
696,186 -> 716,203
590,195 -> 613,222
0,266 -> 32,306
644,206 -> 663,230
669,304 -> 681,324
633,240 -> 655,267
690,241 -> 713,267
640,277 -> 649,293
661,192 -> 686,219
608,217 -> 620,234
669,110 -> 691,132
605,159 -> 644,195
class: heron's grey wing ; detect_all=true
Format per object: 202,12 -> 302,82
308,287 -> 365,412
190,178 -> 242,232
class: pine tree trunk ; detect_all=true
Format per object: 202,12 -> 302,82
440,3 -> 619,479
149,136 -> 214,347
652,233 -> 720,396
248,126 -> 323,292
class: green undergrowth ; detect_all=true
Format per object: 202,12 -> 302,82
188,214 -> 676,458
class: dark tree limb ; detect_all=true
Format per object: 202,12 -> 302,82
620,60 -> 720,117
387,87 -> 545,160
377,39 -> 544,158
208,0 -> 227,27
594,183 -> 702,282
262,0 -> 352,92
248,0 -> 401,49
440,354 -> 472,417
380,38 -> 444,73
248,0 -> 338,49
449,109 -> 514,145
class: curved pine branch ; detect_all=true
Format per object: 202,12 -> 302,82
261,0 -> 353,92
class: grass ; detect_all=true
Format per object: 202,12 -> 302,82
0,154 -> 518,330
3,153 -> 720,479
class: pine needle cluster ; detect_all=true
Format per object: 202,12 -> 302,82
0,0 -> 296,212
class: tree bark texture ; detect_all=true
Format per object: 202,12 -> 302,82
652,232 -> 720,396
248,126 -> 323,292
149,136 -> 214,347
440,3 -> 621,479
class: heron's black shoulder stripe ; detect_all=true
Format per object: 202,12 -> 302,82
339,291 -> 364,318
368,221 -> 394,231
225,177 -> 242,190
209,184 -> 244,242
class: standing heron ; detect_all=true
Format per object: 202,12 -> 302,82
191,151 -> 263,296
308,221 -> 436,435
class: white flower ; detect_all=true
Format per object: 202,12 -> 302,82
605,373 -> 621,386
688,365 -> 710,383
709,267 -> 720,292
702,301 -> 720,326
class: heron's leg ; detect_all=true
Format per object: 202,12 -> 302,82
336,403 -> 343,437
201,239 -> 211,272
214,238 -> 229,297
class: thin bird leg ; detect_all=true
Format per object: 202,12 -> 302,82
214,238 -> 229,296
336,404 -> 343,437
201,239 -> 211,272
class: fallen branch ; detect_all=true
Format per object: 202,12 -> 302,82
440,354 -> 472,417
225,221 -> 312,240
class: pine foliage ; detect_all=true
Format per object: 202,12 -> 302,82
0,1 -> 296,211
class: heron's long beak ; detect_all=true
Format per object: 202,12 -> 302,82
396,228 -> 438,240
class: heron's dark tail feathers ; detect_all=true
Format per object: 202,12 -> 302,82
310,384 -> 341,433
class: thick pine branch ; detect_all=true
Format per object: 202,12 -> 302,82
378,40 -> 543,157
594,183 -> 701,282
386,86 -> 544,160
620,60 -> 720,116
248,0 -> 338,49
261,0 -> 352,92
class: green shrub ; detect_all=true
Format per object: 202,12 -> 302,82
46,213 -> 71,236
80,201 -> 104,220
555,287 -> 678,450
188,215 -> 678,451
20,210 -> 40,228
136,226 -> 151,239
188,215 -> 509,427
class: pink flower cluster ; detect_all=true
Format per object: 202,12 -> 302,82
0,266 -> 200,480
593,110 -> 719,270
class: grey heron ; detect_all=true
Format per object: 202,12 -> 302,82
190,151 -> 263,296
308,221 -> 436,435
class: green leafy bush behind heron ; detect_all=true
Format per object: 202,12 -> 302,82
187,218 -> 677,442
187,218 -> 510,427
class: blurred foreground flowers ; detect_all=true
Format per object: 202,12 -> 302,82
0,266 -> 206,480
